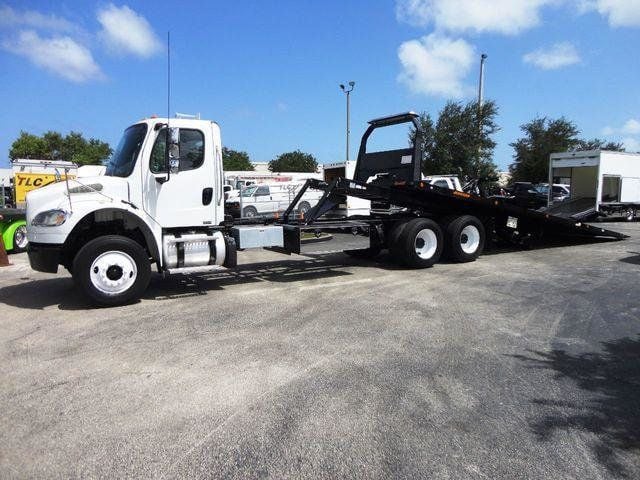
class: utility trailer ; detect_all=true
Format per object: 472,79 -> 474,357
25,112 -> 626,306
547,150 -> 640,221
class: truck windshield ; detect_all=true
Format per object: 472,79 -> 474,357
105,124 -> 148,177
241,186 -> 257,197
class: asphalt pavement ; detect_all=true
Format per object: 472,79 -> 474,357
1,222 -> 639,479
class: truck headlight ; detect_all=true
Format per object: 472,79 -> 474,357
32,209 -> 69,227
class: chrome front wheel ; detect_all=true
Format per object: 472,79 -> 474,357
73,235 -> 151,306
89,251 -> 138,295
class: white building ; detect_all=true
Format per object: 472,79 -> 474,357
0,168 -> 12,187
251,162 -> 270,173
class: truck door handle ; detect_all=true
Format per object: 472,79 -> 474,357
202,188 -> 213,206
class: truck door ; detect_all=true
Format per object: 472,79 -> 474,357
142,126 -> 220,227
253,185 -> 275,214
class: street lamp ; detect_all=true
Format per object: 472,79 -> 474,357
476,54 -> 487,177
339,81 -> 355,161
477,54 -> 487,107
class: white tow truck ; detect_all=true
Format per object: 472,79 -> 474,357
26,113 -> 626,306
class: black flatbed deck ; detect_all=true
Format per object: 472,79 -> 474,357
280,177 -> 626,241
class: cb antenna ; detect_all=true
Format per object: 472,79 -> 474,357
164,31 -> 171,181
167,31 -> 171,127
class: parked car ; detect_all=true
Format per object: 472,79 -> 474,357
504,182 -> 548,209
536,183 -> 571,202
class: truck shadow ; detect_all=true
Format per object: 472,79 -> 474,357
0,235 -> 627,310
143,254 -> 364,302
512,336 -> 640,478
619,252 -> 640,265
482,235 -> 616,257
0,254 -> 376,310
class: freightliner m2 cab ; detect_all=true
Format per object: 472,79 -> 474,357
27,113 -> 626,306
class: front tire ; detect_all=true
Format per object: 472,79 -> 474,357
72,235 -> 151,306
12,225 -> 28,253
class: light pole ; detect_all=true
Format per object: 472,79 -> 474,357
340,81 -> 355,161
478,54 -> 487,107
476,54 -> 487,178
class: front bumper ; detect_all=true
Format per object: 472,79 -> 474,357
27,242 -> 62,273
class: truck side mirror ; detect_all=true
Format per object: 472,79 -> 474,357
168,127 -> 180,174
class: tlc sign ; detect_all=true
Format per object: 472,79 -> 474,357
14,173 -> 75,203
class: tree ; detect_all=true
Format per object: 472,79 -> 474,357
508,117 -> 627,183
509,117 -> 581,183
411,112 -> 436,172
9,132 -> 48,160
412,100 -> 499,180
222,147 -> 254,171
575,138 -> 625,152
9,130 -> 112,166
269,150 -> 318,172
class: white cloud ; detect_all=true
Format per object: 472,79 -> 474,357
395,0 -> 555,35
622,137 -> 640,152
0,5 -> 77,32
2,30 -> 103,83
579,0 -> 640,27
602,118 -> 640,135
97,4 -> 161,58
601,119 -> 640,152
523,42 -> 581,69
397,33 -> 475,98
622,118 -> 640,135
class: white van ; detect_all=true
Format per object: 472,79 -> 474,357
226,182 -> 323,218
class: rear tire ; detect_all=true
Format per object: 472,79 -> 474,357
243,206 -> 258,218
298,201 -> 311,217
12,225 -> 28,253
444,215 -> 485,262
624,208 -> 636,222
393,218 -> 443,268
72,235 -> 151,306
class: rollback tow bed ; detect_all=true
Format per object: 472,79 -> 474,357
272,112 -> 626,264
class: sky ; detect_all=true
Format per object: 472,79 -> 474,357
1,0 -> 640,171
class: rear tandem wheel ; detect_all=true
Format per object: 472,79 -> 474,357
443,215 -> 485,262
390,218 -> 443,268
